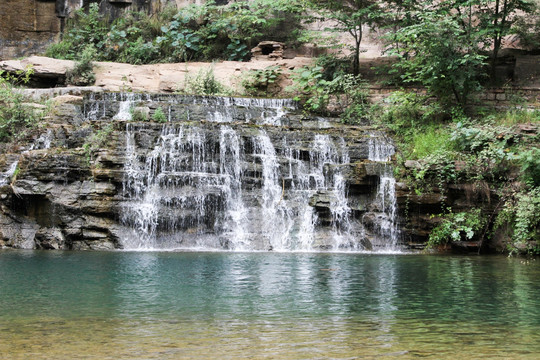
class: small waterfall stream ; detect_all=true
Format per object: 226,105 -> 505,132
0,161 -> 19,187
83,93 -> 403,252
368,134 -> 400,250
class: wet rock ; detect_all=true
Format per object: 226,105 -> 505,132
35,228 -> 65,250
364,161 -> 390,176
450,240 -> 481,253
404,160 -> 422,169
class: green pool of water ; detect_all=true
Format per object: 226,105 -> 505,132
1,250 -> 539,359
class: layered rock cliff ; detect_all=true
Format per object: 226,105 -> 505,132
0,92 -> 402,251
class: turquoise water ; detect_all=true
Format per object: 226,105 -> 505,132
1,250 -> 539,359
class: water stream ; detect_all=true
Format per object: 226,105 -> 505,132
0,161 -> 19,187
368,133 -> 400,250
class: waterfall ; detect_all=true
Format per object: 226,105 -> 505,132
83,93 -> 107,120
113,93 -> 137,121
89,93 -> 402,251
368,134 -> 400,250
83,93 -> 295,125
0,161 -> 19,187
121,123 -> 363,251
218,126 -> 249,249
253,131 -> 288,249
34,129 -> 53,150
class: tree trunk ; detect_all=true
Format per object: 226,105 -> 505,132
490,0 -> 502,83
353,29 -> 362,76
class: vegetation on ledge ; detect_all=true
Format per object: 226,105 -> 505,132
46,1 -> 304,64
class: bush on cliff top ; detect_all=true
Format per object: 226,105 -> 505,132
46,1 -> 304,64
0,68 -> 39,142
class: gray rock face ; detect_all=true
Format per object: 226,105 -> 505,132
0,93 -> 400,251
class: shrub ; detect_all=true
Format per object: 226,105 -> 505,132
374,91 -> 448,154
242,65 -> 282,96
519,148 -> 540,188
496,188 -> 540,254
65,45 -> 96,86
337,74 -> 370,124
130,107 -> 149,122
184,67 -> 227,96
45,3 -> 107,60
411,127 -> 454,159
385,10 -> 487,107
46,1 -> 305,64
82,123 -> 115,165
428,209 -> 487,248
494,109 -> 540,125
315,54 -> 353,80
0,67 -> 39,142
288,65 -> 369,120
152,107 -> 167,123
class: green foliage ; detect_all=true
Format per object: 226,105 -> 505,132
45,4 -> 107,60
102,10 -> 171,64
474,0 -> 535,69
428,209 -> 487,248
386,10 -> 487,106
377,93 -> 539,252
519,148 -> 540,187
289,65 -> 327,113
47,1 -> 305,64
156,9 -> 203,62
338,75 -> 370,124
374,91 -> 447,146
411,127 -> 454,159
227,39 -> 250,62
288,64 -> 369,120
383,0 -> 536,98
306,0 -> 382,75
315,55 -> 353,79
130,107 -> 149,122
184,67 -> 227,96
513,1 -> 540,50
45,41 -> 73,60
496,188 -> 540,254
82,123 -> 115,165
491,109 -> 540,125
152,107 -> 167,123
242,66 -> 282,96
411,150 -> 458,196
65,45 -> 96,86
451,120 -> 521,183
451,120 -> 511,153
0,67 -> 38,142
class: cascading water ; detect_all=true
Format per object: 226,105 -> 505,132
89,92 -> 402,251
0,161 -> 18,187
121,123 -> 358,251
368,133 -> 400,250
84,93 -> 296,125
113,93 -> 137,121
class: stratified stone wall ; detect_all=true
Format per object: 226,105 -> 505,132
0,0 -> 60,59
0,0 -> 185,60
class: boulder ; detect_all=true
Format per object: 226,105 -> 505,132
0,56 -> 74,86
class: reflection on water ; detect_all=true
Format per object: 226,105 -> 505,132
0,251 -> 539,359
